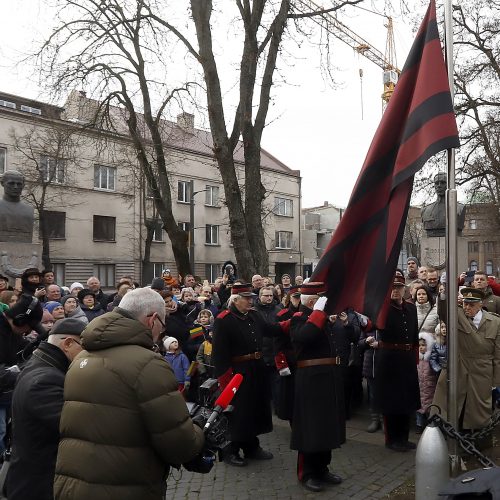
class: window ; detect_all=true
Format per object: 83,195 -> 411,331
94,165 -> 116,191
178,180 -> 191,203
178,221 -> 191,233
93,215 -> 116,241
469,260 -> 478,272
469,219 -> 477,230
153,263 -> 167,278
274,197 -> 293,217
486,260 -> 494,275
275,231 -> 293,249
20,105 -> 41,115
206,224 -> 219,245
148,220 -> 164,242
205,264 -> 219,283
93,264 -> 115,287
205,185 -> 219,207
485,241 -> 496,254
39,211 -> 65,239
41,155 -> 64,184
0,100 -> 15,109
52,263 -> 65,286
468,241 -> 479,253
0,147 -> 5,174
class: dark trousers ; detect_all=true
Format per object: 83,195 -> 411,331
230,436 -> 259,455
383,414 -> 410,444
296,450 -> 331,481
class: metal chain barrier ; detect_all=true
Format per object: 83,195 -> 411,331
427,410 -> 500,468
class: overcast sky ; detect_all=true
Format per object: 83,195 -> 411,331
0,1 -> 427,208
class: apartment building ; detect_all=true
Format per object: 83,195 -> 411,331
0,90 -> 301,286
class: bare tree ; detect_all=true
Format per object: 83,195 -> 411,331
37,0 -> 364,279
37,0 -> 196,275
10,125 -> 81,269
147,0 -> 363,278
451,1 -> 500,219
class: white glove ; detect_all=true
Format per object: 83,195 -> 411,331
279,367 -> 291,377
313,296 -> 328,311
7,365 -> 20,373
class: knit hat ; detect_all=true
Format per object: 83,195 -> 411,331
42,309 -> 54,323
61,295 -> 78,306
44,301 -> 63,314
69,282 -> 84,293
151,277 -> 165,291
51,317 -> 86,336
407,256 -> 420,266
163,336 -> 178,350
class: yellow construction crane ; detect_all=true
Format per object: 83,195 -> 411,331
293,0 -> 401,105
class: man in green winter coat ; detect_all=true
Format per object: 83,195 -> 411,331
54,288 -> 205,500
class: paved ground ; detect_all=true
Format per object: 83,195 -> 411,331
166,408 -> 417,499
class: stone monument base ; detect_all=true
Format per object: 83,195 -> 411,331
1,242 -> 41,280
420,236 -> 468,272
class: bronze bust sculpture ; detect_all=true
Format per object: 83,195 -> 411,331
421,172 -> 466,238
0,170 -> 34,243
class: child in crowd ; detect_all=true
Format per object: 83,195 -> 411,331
430,321 -> 447,373
195,310 -> 215,380
416,332 -> 437,433
163,336 -> 191,393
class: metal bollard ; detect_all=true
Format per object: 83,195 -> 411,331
415,422 -> 449,499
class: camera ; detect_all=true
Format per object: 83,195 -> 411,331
186,378 -> 232,459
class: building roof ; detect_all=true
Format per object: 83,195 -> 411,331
0,92 -> 64,120
62,90 -> 300,177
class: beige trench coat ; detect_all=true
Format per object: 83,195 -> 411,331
432,307 -> 500,429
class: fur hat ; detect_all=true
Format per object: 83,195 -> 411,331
77,289 -> 95,303
418,331 -> 435,361
163,336 -> 178,350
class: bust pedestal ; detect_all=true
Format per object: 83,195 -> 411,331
420,236 -> 467,271
1,243 -> 41,279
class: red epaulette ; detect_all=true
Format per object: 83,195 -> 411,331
277,309 -> 288,318
217,309 -> 231,319
292,311 -> 304,317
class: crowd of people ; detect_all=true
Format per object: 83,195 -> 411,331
1,256 -> 500,497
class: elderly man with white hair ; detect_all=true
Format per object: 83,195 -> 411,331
85,276 -> 109,310
54,287 -> 205,500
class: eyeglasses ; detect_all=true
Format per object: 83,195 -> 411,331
147,313 -> 165,329
61,337 -> 82,346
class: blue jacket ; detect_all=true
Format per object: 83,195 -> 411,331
164,351 -> 190,383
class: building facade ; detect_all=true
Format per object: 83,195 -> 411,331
301,202 -> 344,277
0,90 -> 301,286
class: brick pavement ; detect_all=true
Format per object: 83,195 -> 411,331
166,410 -> 416,499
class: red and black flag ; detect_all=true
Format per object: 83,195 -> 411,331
311,0 -> 459,328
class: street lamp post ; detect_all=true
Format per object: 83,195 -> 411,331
189,180 -> 208,274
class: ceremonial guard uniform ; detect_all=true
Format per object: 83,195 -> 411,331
374,272 -> 420,451
274,286 -> 301,421
212,284 -> 287,466
290,282 -> 345,493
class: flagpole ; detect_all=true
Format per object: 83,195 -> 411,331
444,0 -> 460,476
